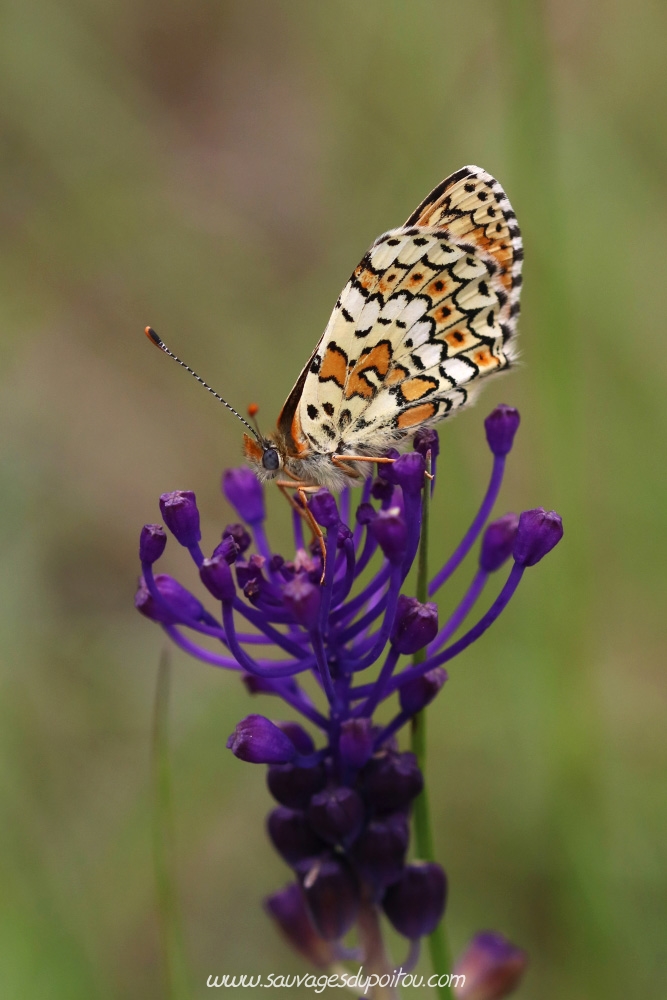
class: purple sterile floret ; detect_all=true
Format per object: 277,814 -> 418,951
480,513 -> 520,573
139,524 -> 167,564
226,714 -> 298,764
135,573 -> 204,625
223,467 -> 265,524
159,491 -> 201,547
136,403 -> 562,955
200,554 -> 236,601
513,508 -> 564,566
484,403 -> 520,457
309,489 -> 340,529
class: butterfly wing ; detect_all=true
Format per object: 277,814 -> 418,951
282,165 -> 522,456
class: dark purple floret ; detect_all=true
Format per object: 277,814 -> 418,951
267,760 -> 327,809
513,508 -> 564,566
226,715 -> 297,764
453,930 -> 528,999
223,467 -> 265,524
159,490 -> 201,547
139,524 -> 167,564
391,596 -> 439,654
480,513 -> 520,572
307,787 -> 365,845
348,813 -> 409,892
355,502 -> 377,526
382,861 -> 447,939
377,448 -> 401,484
274,721 -> 316,756
484,404 -> 520,456
268,807 -> 326,866
265,883 -> 336,968
371,476 -> 395,502
297,855 -> 360,941
360,751 -> 423,814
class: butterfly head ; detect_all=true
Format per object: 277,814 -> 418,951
243,433 -> 284,481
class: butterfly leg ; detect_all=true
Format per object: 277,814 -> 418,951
276,480 -> 327,581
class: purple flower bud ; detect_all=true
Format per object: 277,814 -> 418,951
297,856 -> 360,940
268,807 -> 326,866
267,761 -> 327,809
391,596 -> 439,654
413,427 -> 440,462
274,721 -> 316,755
222,522 -> 251,553
336,523 -> 353,548
360,751 -> 423,815
356,502 -> 377,526
226,715 -> 297,764
370,507 -> 407,565
270,553 -> 285,573
199,554 -> 236,601
399,667 -> 448,716
371,477 -> 395,502
392,452 -> 426,495
382,862 -> 447,939
222,467 -> 265,524
453,931 -> 528,999
309,490 -> 339,529
159,491 -> 201,547
480,513 -> 520,572
282,575 -> 321,629
484,405 -> 520,457
339,718 -> 374,770
212,535 -> 239,564
265,883 -> 336,968
513,508 -> 563,567
135,574 -> 203,625
307,787 -> 365,845
377,449 -> 401,484
139,524 -> 167,564
348,814 -> 409,891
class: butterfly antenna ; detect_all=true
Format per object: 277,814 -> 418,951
144,327 -> 262,442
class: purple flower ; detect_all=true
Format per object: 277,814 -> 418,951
136,406 -> 561,960
453,931 -> 528,999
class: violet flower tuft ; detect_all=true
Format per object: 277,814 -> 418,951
484,404 -> 520,457
226,715 -> 298,764
139,523 -> 167,564
513,508 -> 564,566
159,491 -> 201,547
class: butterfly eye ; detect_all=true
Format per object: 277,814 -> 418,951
262,448 -> 281,472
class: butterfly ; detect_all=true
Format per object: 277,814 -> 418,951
146,165 -> 522,495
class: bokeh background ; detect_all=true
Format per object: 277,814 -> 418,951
1,1 -> 665,997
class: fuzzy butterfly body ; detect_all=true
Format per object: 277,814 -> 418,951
242,165 -> 523,491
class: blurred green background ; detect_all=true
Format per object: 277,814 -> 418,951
1,1 -> 665,997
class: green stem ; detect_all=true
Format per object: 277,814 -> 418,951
152,651 -> 190,1000
411,457 -> 454,999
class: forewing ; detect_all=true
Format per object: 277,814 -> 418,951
294,166 -> 522,452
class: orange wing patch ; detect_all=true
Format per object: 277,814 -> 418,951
400,376 -> 438,401
319,344 -> 348,388
345,341 -> 392,400
397,402 -> 437,429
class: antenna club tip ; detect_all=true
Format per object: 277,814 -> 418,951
247,403 -> 260,418
145,326 -> 163,347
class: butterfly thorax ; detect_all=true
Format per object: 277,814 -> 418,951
243,429 -> 381,491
